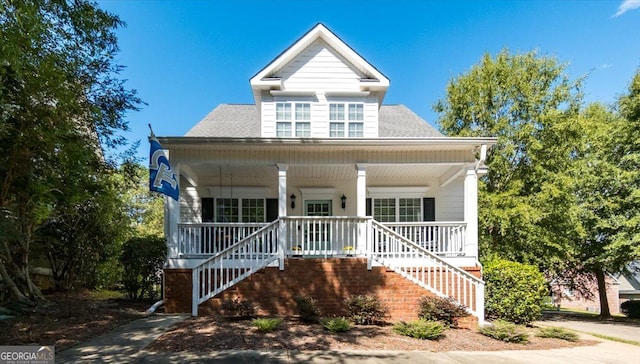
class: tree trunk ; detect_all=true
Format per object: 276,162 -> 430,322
595,267 -> 611,318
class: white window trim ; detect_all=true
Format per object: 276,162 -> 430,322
367,187 -> 429,198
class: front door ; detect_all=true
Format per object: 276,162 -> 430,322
305,200 -> 332,253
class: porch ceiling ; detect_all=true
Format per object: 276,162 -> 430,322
182,163 -> 460,181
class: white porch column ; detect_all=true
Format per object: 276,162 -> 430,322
356,165 -> 367,260
277,164 -> 288,270
356,165 -> 367,217
166,163 -> 180,263
464,167 -> 478,259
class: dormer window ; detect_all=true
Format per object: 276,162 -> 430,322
329,103 -> 364,137
276,102 -> 310,137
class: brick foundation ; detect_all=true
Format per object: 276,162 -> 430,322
164,258 -> 481,326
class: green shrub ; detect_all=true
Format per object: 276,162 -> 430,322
221,298 -> 256,319
252,318 -> 283,332
321,317 -> 351,332
120,235 -> 166,300
294,295 -> 321,323
393,320 -> 446,340
344,294 -> 388,325
417,295 -> 469,328
478,320 -> 529,343
536,326 -> 579,342
483,258 -> 548,325
621,300 -> 640,319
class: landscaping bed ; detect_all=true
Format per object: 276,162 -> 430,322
146,316 -> 597,352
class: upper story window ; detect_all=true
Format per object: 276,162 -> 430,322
330,103 -> 363,137
277,102 -> 310,137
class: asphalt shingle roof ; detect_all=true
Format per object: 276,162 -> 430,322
185,104 -> 443,138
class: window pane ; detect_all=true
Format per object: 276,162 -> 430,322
276,122 -> 291,137
242,199 -> 265,223
373,198 -> 395,222
295,103 -> 310,120
296,122 -> 311,137
216,198 -> 239,222
399,198 -> 421,222
329,104 -> 344,120
348,122 -> 363,137
330,122 -> 345,137
276,103 -> 291,120
348,104 -> 363,120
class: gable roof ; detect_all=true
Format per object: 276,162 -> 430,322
250,23 -> 389,103
186,104 -> 443,138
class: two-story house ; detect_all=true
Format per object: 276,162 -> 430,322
157,23 -> 496,323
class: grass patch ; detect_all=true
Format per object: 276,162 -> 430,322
85,290 -> 126,300
478,320 -> 529,343
321,317 -> 351,333
587,333 -> 640,347
252,318 -> 283,332
393,320 -> 446,340
536,326 -> 579,342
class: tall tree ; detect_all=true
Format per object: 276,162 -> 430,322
0,0 -> 140,307
572,71 -> 640,317
434,49 -> 584,272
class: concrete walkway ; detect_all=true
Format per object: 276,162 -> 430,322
56,313 -> 640,363
55,314 -> 187,363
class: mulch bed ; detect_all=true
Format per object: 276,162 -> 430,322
146,316 -> 598,352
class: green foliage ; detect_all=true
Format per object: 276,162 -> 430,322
536,326 -> 579,342
120,236 -> 165,300
479,320 -> 529,343
393,320 -> 446,340
0,0 -> 141,305
484,258 -> 548,324
221,298 -> 257,319
294,295 -> 321,323
252,318 -> 283,332
344,295 -> 388,325
417,296 -> 469,328
321,317 -> 351,333
621,300 -> 640,319
435,49 -> 584,272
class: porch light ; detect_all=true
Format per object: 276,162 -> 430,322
341,194 -> 347,209
290,194 -> 296,209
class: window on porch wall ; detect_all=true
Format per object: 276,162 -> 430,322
201,198 -> 266,223
370,197 -> 433,222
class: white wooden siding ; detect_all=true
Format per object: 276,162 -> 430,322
435,178 -> 464,221
180,186 -> 201,223
278,40 -> 364,92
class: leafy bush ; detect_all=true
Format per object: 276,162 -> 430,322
536,326 -> 579,342
294,295 -> 321,323
120,235 -> 166,300
344,295 -> 388,325
621,300 -> 640,319
393,320 -> 446,340
252,318 -> 283,332
221,298 -> 256,319
483,257 -> 548,324
478,320 -> 529,343
417,295 -> 469,328
321,317 -> 351,332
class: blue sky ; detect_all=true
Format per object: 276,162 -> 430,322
97,0 -> 640,160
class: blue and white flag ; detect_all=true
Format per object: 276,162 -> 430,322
149,126 -> 179,201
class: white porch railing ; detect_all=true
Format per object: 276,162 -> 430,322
178,219 -> 467,257
370,220 -> 484,320
385,222 -> 466,257
179,223 -> 267,256
282,216 -> 370,257
191,220 -> 280,316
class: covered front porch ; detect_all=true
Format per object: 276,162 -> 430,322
160,138 -> 490,269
